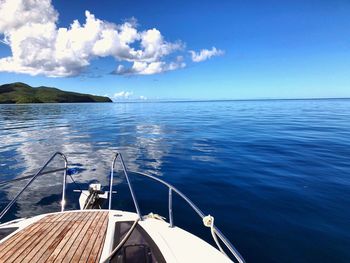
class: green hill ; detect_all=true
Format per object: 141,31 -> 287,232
0,82 -> 112,104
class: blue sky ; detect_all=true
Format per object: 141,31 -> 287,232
0,0 -> 349,100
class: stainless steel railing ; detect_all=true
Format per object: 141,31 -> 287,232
0,151 -> 244,262
0,152 -> 68,221
109,152 -> 142,218
109,151 -> 245,263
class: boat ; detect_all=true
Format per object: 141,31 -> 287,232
0,152 -> 245,263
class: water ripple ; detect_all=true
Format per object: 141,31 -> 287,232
0,100 -> 349,262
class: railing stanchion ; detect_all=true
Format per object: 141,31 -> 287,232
109,152 -> 142,220
169,188 -> 174,227
61,155 -> 68,212
108,158 -> 115,210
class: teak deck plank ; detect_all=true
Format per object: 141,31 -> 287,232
0,214 -> 56,258
10,213 -> 69,262
23,212 -> 84,263
72,212 -> 107,262
46,212 -> 92,263
53,212 -> 101,262
87,214 -> 109,263
0,211 -> 109,263
33,212 -> 89,263
80,212 -> 105,262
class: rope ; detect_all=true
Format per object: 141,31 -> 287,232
144,212 -> 166,221
68,174 -> 88,197
101,218 -> 140,263
203,215 -> 228,257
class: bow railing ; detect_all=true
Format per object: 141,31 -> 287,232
0,151 -> 245,262
109,151 -> 245,263
0,152 -> 68,221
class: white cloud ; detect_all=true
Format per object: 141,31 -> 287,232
189,47 -> 224,62
113,91 -> 133,100
0,0 -> 223,77
115,60 -> 186,75
112,91 -> 149,101
0,0 -> 58,32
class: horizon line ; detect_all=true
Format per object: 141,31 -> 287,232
113,97 -> 350,103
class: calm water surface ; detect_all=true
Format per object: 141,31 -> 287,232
0,100 -> 349,262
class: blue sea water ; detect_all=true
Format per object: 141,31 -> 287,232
0,100 -> 349,262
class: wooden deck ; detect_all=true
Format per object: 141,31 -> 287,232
0,211 -> 109,263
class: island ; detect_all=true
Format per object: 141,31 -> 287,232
0,82 -> 112,104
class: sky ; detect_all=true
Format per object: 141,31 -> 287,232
0,0 -> 349,100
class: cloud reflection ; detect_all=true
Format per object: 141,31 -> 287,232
0,105 -> 170,218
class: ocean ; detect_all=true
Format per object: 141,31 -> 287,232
0,99 -> 349,262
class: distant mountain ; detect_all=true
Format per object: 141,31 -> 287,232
0,82 -> 112,104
